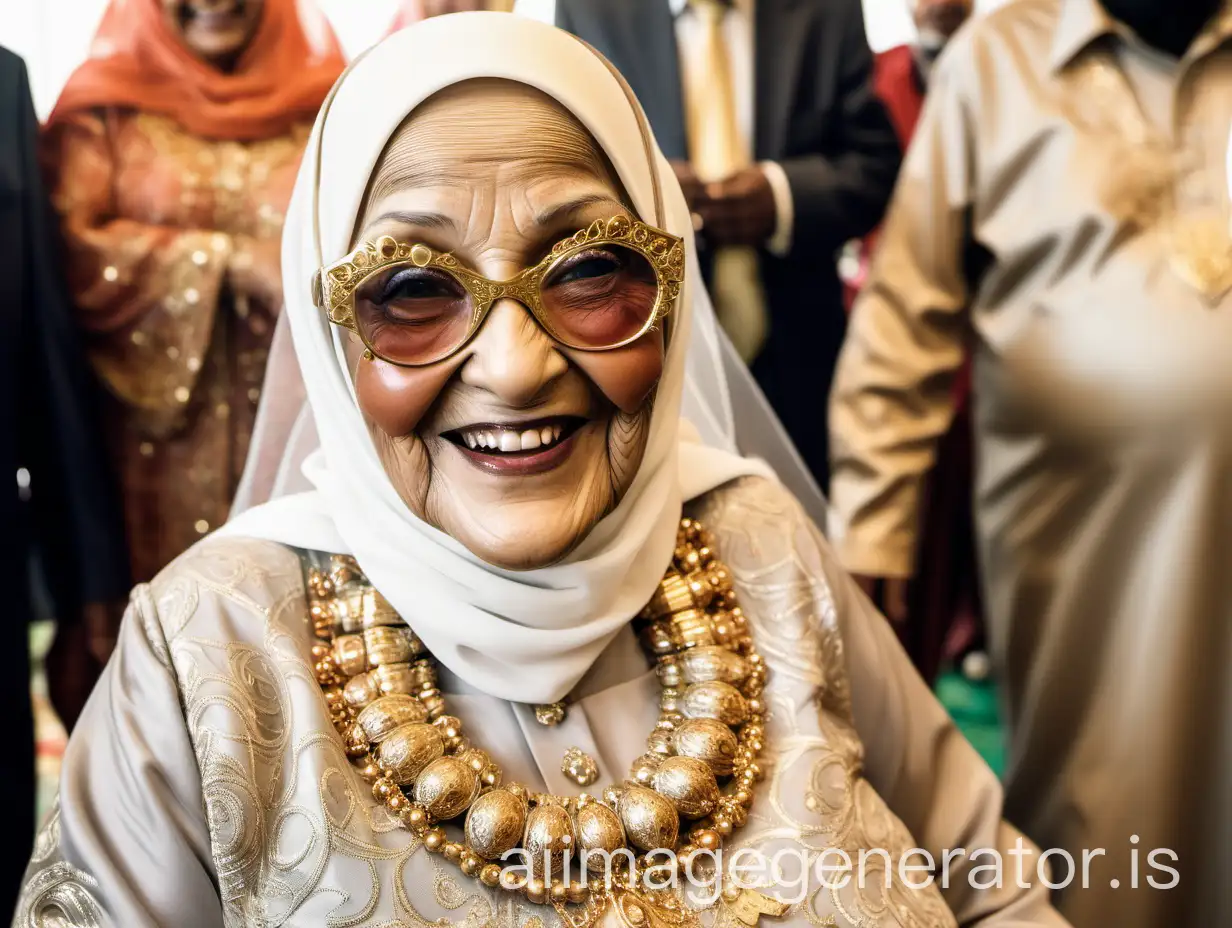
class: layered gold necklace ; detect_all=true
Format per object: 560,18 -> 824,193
308,518 -> 788,928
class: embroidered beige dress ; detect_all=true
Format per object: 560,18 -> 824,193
14,479 -> 1064,927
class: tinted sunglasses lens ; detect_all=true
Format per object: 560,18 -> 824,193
540,244 -> 660,348
353,264 -> 474,365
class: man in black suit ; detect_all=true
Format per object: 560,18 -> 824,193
551,0 -> 901,487
0,47 -> 129,917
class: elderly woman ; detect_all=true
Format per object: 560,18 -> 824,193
16,15 -> 1065,928
41,0 -> 344,588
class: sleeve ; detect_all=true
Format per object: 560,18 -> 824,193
826,44 -> 976,577
820,541 -> 1067,926
13,587 -> 223,927
14,61 -> 130,613
759,160 -> 794,257
776,0 -> 902,256
40,112 -> 233,337
40,112 -> 233,422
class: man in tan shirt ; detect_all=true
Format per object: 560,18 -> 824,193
830,0 -> 1232,925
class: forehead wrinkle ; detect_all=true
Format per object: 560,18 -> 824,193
358,79 -> 628,235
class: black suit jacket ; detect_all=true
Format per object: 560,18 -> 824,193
0,47 -> 129,907
556,0 -> 901,484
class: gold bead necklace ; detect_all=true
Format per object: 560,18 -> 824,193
308,518 -> 778,927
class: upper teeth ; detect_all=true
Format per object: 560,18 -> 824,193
460,424 -> 564,451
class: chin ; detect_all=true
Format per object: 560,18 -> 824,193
465,533 -> 582,572
434,489 -> 611,572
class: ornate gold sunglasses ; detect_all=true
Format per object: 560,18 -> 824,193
311,215 -> 685,367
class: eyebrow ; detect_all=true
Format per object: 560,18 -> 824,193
534,194 -> 626,228
365,210 -> 462,236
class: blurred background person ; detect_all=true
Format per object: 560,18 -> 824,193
40,0 -> 344,594
530,0 -> 901,488
389,0 -> 513,29
830,0 -> 1232,924
844,0 -> 977,686
1,43 -> 129,916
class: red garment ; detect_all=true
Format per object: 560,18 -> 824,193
47,0 -> 344,141
843,45 -> 924,308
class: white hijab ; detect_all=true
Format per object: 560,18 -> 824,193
222,12 -> 821,705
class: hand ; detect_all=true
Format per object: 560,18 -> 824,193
227,236 -> 284,307
44,621 -> 102,732
693,165 -> 777,248
82,599 -> 127,666
670,159 -> 705,214
853,574 -> 911,625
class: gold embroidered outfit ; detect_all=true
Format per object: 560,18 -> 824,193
15,479 -> 1063,927
40,110 -> 310,582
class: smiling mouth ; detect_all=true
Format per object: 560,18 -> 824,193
443,416 -> 588,476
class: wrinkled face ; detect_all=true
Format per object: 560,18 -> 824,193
912,0 -> 972,45
346,80 -> 665,570
161,0 -> 264,67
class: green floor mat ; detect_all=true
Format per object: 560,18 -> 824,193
935,669 -> 1005,779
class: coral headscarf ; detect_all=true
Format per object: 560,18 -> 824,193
47,0 -> 345,141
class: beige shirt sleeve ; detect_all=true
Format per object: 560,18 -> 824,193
827,49 -> 976,578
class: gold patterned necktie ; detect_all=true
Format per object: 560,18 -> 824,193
683,0 -> 769,362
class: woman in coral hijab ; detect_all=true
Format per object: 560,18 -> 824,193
40,0 -> 344,595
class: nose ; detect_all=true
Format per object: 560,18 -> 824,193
458,299 -> 569,406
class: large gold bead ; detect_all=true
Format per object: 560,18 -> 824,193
679,646 -> 750,686
523,802 -> 576,876
681,682 -> 749,726
415,756 -> 481,821
357,694 -> 430,742
653,756 -> 719,819
332,633 -> 368,677
669,609 -> 715,650
363,625 -> 423,666
373,662 -> 416,696
575,800 -> 626,870
376,722 -> 445,785
644,571 -> 696,618
672,718 -> 739,776
343,672 -> 380,709
464,788 -> 528,860
619,786 -> 679,852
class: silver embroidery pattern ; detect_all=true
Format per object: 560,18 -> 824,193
14,863 -> 105,928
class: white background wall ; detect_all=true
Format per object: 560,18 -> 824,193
0,0 -> 1003,120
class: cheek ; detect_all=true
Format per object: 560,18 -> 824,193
567,332 -> 664,413
354,358 -> 457,437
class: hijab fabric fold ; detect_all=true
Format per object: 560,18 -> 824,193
221,12 -> 775,705
48,0 -> 345,141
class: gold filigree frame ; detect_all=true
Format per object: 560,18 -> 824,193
312,214 -> 685,366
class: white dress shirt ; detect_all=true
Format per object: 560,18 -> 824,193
514,0 -> 795,253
